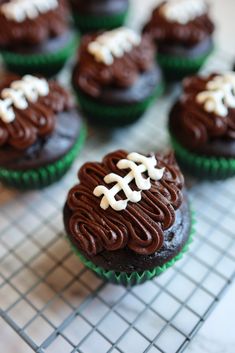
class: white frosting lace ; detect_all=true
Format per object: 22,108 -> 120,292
88,27 -> 141,65
196,73 -> 235,117
1,0 -> 58,22
0,75 -> 49,123
160,0 -> 207,25
94,152 -> 165,211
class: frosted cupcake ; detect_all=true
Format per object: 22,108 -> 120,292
0,0 -> 77,76
169,72 -> 235,179
143,0 -> 214,80
72,27 -> 164,126
0,73 -> 86,189
64,150 -> 194,286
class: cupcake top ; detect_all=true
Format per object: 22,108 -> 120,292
0,73 -> 73,150
143,0 -> 214,47
0,0 -> 68,48
170,72 -> 235,148
65,150 -> 184,256
73,27 -> 156,97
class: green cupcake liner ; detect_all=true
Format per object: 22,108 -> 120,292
0,125 -> 86,190
171,135 -> 235,180
1,34 -> 79,77
72,10 -> 128,32
157,48 -> 213,80
76,83 -> 164,127
69,211 -> 196,286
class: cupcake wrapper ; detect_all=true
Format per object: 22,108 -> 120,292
76,83 -> 164,127
157,48 -> 214,80
72,10 -> 128,32
0,125 -> 86,190
171,135 -> 235,180
1,35 -> 78,76
69,211 -> 195,286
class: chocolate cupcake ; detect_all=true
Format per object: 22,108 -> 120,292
169,72 -> 235,179
70,0 -> 129,33
72,27 -> 164,127
143,0 -> 214,80
0,73 -> 86,189
63,150 -> 194,286
0,0 -> 78,76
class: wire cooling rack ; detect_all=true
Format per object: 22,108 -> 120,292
1,35 -> 235,353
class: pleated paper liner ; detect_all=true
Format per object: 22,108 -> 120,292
171,136 -> 235,180
157,48 -> 214,80
1,34 -> 78,77
69,211 -> 196,287
0,125 -> 86,190
72,10 -> 129,33
75,83 -> 164,127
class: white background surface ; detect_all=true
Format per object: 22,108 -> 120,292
1,0 -> 235,352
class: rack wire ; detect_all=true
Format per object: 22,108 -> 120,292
1,18 -> 235,353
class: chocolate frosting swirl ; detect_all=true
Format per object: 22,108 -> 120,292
170,73 -> 235,148
66,150 -> 184,257
143,1 -> 214,47
0,0 -> 68,48
73,33 -> 155,97
0,73 -> 73,150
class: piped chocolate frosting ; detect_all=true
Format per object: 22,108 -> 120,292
73,28 -> 155,98
143,0 -> 214,47
169,73 -> 235,149
0,73 -> 73,150
0,0 -> 68,48
65,150 -> 184,257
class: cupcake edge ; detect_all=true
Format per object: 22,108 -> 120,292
72,9 -> 129,32
0,124 -> 87,189
75,82 -> 164,126
157,45 -> 214,80
1,33 -> 79,76
170,135 -> 235,180
67,208 -> 195,286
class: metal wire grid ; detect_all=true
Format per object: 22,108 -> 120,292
1,50 -> 235,353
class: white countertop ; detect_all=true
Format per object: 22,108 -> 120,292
1,0 -> 235,352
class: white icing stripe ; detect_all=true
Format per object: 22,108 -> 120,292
1,0 -> 58,22
160,0 -> 207,25
196,73 -> 235,117
93,153 -> 165,211
0,75 -> 49,124
0,99 -> 15,124
88,27 -> 141,65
